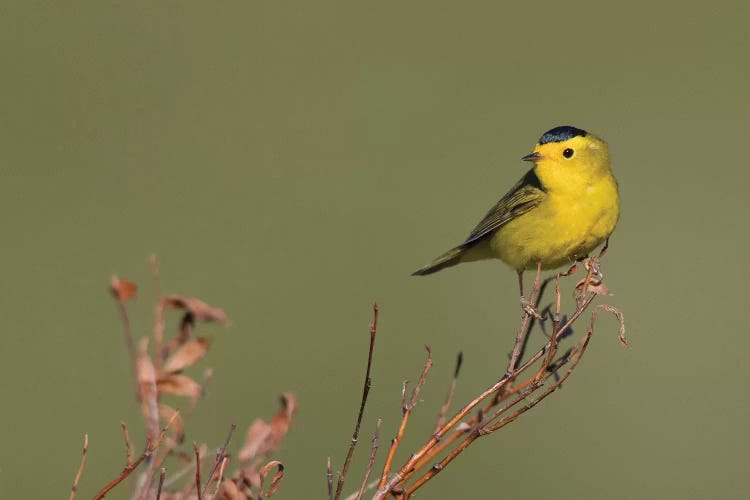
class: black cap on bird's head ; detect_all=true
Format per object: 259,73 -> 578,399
538,126 -> 587,145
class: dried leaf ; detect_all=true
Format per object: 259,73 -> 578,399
575,278 -> 613,296
238,419 -> 273,463
157,374 -> 202,398
588,282 -> 613,296
259,460 -> 284,498
238,393 -> 297,463
159,404 -> 185,440
217,479 -> 244,500
163,337 -> 212,374
136,339 -> 159,439
162,295 -> 228,325
598,304 -> 628,348
270,393 -> 297,441
110,275 -> 137,303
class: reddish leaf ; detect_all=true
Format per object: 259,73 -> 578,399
110,276 -> 137,303
238,393 -> 297,463
259,460 -> 284,498
156,374 -> 202,398
238,419 -> 273,462
162,337 -> 212,374
161,295 -> 228,325
217,479 -> 244,500
270,393 -> 297,441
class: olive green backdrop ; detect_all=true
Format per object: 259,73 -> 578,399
1,2 -> 748,499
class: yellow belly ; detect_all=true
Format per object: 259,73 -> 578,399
486,176 -> 619,271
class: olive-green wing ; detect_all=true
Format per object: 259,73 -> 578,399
463,168 -> 546,245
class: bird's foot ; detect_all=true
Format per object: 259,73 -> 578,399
575,258 -> 612,296
520,296 -> 544,319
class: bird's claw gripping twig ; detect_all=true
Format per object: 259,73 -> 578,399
520,296 -> 544,320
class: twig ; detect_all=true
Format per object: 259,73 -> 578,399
376,346 -> 433,494
508,262 -> 543,375
380,282 -> 601,496
434,352 -> 463,434
202,422 -> 237,497
327,457 -> 334,500
153,300 -> 166,373
355,419 -> 382,500
194,444 -> 203,500
334,303 -> 379,500
94,410 -> 180,500
120,421 -> 133,465
156,468 -> 166,500
405,316 -> 597,495
111,284 -> 139,401
69,434 -> 88,500
206,456 -> 230,500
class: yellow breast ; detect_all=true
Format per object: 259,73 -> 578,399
489,173 -> 619,271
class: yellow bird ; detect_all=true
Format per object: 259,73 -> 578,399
412,125 -> 619,301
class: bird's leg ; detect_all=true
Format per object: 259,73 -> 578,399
597,238 -> 610,259
518,267 -> 543,319
574,257 -> 611,299
583,257 -> 604,286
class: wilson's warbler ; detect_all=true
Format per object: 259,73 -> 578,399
413,125 -> 619,302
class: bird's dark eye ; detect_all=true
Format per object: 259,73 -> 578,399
562,148 -> 575,159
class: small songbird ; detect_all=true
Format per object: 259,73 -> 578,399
412,125 -> 619,303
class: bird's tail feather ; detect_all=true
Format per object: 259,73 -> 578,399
411,245 -> 468,276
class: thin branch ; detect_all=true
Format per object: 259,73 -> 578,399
156,468 -> 166,500
206,456 -> 230,500
120,421 -> 133,465
508,262 -> 543,375
94,410 -> 180,500
405,320 -> 596,495
202,422 -> 237,497
334,303 -> 379,500
355,419 -> 382,500
110,281 -> 139,401
69,434 -> 89,500
194,444 -> 203,500
376,347 -> 433,494
434,352 -> 463,434
327,457 -> 334,500
381,277 -> 602,496
153,301 -> 166,373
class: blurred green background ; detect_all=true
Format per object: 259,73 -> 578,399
1,2 -> 748,498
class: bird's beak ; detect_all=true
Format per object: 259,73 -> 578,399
521,152 -> 543,162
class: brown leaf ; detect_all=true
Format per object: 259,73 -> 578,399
161,295 -> 228,325
259,460 -> 284,498
238,419 -> 273,463
598,304 -> 628,348
270,393 -> 297,441
162,337 -> 212,374
136,339 -> 159,439
238,393 -> 297,463
156,374 -> 202,398
217,479 -> 245,500
110,275 -> 137,303
588,282 -> 613,296
159,404 -> 185,441
575,278 -> 613,296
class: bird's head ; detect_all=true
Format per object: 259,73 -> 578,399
522,126 -> 611,189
